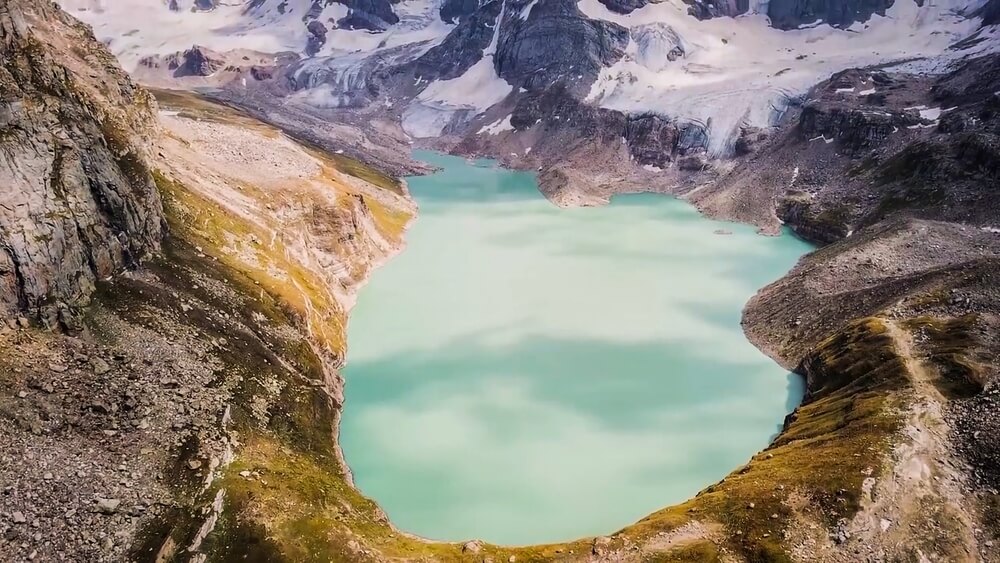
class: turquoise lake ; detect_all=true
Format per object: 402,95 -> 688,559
340,151 -> 812,545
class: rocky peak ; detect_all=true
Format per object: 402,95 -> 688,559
170,45 -> 225,77
0,0 -> 163,329
168,0 -> 220,10
767,0 -> 895,30
495,0 -> 629,96
683,0 -> 750,19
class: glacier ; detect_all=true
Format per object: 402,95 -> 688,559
58,0 -> 1000,157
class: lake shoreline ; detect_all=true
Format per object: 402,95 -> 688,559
338,150 -> 812,545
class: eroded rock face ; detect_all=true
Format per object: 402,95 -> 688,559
598,0 -> 649,14
171,45 -> 225,77
406,0 -> 503,82
625,114 -> 680,168
767,0 -> 895,30
0,0 -> 163,328
168,0 -> 220,10
495,0 -> 629,95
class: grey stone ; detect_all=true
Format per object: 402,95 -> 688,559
0,0 -> 163,328
95,498 -> 120,515
91,358 -> 111,376
494,0 -> 629,96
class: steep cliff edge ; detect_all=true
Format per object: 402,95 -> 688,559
0,87 -> 415,563
0,0 -> 163,329
0,4 -> 415,559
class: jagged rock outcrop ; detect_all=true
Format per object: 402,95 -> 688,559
440,0 -> 487,22
170,45 -> 225,77
495,0 -> 629,95
305,20 -> 328,56
797,104 -> 921,153
168,0 -> 220,10
598,0 -> 650,14
767,0 -> 895,30
406,0 -> 503,81
683,0 -> 749,19
334,0 -> 400,31
0,0 -> 163,328
681,0 -> 894,29
978,0 -> 1000,26
794,69 -> 923,153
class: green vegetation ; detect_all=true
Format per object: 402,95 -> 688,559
325,151 -> 403,195
154,169 -> 349,355
602,318 -> 906,562
362,193 -> 412,241
810,203 -> 854,236
903,314 -> 985,398
150,88 -> 283,139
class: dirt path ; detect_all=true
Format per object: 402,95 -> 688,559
884,319 -> 945,403
783,318 -> 982,562
847,318 -> 980,562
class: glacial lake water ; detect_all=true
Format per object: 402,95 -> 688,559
340,151 -> 812,545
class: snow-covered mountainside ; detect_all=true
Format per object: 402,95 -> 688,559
59,0 -> 1000,155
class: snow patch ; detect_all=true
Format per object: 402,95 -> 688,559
919,107 -> 943,120
809,135 -> 835,144
419,55 -> 513,110
580,0 -> 987,157
520,0 -> 539,21
57,0 -> 453,70
403,0 -> 513,136
480,115 -> 515,135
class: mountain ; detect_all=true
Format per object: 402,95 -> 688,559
59,0 -> 1000,159
1,2 -> 413,562
1,0 -> 163,329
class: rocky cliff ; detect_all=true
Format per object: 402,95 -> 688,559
0,20 -> 415,562
0,0 -> 163,329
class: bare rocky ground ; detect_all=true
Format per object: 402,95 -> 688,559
0,281 -> 231,562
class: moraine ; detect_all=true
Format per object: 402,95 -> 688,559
340,151 -> 813,545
